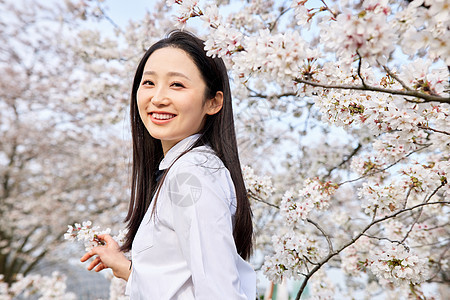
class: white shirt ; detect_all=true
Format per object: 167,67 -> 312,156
125,134 -> 256,299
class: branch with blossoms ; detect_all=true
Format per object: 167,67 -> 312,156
294,196 -> 449,299
171,0 -> 450,106
294,78 -> 450,104
0,271 -> 76,299
64,221 -> 127,252
295,184 -> 450,300
339,143 -> 431,186
248,180 -> 449,300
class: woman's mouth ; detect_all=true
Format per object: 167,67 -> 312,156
152,113 -> 176,120
150,112 -> 176,124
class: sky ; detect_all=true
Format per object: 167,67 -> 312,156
102,0 -> 151,26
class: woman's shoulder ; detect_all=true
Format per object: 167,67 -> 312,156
175,145 -> 224,169
165,146 -> 236,206
167,145 -> 231,184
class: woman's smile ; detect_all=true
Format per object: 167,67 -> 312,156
150,111 -> 177,124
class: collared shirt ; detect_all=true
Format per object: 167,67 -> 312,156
125,134 -> 256,299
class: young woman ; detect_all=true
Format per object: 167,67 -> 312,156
80,30 -> 255,299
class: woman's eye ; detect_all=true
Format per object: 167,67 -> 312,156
142,80 -> 154,86
171,82 -> 185,88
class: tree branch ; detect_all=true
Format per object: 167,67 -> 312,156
294,187 -> 448,300
294,78 -> 450,104
324,143 -> 362,178
307,218 -> 334,254
356,52 -> 367,88
338,144 -> 431,186
362,233 -> 406,248
418,125 -> 450,136
400,185 -> 442,244
248,193 -> 280,209
381,64 -> 412,92
269,6 -> 292,31
246,85 -> 297,99
320,0 -> 337,18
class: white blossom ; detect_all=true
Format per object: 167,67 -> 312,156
369,244 -> 430,286
262,231 -> 325,283
242,165 -> 275,202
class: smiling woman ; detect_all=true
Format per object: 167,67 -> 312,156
137,47 -> 223,154
80,30 -> 255,299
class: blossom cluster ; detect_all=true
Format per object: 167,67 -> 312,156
0,272 -> 76,300
262,231 -> 325,283
233,29 -> 318,88
64,220 -> 126,251
166,0 -> 203,27
368,244 -> 429,286
340,236 -> 372,276
400,162 -> 446,194
350,154 -> 386,178
320,0 -> 396,64
308,270 -> 336,300
242,165 -> 275,201
204,25 -> 244,58
358,159 -> 448,216
383,220 -> 435,247
358,181 -> 405,216
395,0 -> 450,64
281,178 -> 338,226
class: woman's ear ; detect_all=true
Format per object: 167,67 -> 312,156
206,91 -> 223,115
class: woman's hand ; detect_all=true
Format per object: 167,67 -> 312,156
80,234 -> 131,281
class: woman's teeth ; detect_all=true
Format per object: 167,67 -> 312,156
153,113 -> 175,120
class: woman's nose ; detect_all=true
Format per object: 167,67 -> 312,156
151,87 -> 169,106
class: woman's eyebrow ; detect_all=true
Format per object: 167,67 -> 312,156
143,70 -> 191,81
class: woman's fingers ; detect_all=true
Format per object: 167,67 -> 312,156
80,238 -> 124,275
80,250 -> 95,262
87,256 -> 102,271
97,234 -> 118,247
94,262 -> 107,272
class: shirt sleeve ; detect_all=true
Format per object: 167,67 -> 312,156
168,157 -> 249,300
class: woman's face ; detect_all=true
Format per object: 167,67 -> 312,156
137,47 -> 220,155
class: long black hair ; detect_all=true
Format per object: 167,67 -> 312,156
121,30 -> 253,260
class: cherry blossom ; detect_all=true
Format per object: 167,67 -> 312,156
3,0 -> 449,299
369,243 -> 429,286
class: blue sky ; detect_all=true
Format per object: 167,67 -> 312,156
102,0 -> 151,26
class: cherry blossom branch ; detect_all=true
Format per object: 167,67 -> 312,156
400,184 -> 442,244
319,0 -> 337,18
381,64 -> 412,92
96,5 -> 122,32
247,88 -> 297,99
338,144 -> 431,186
306,218 -> 334,254
294,78 -> 450,104
269,7 -> 292,31
250,193 -> 336,256
402,187 -> 412,209
324,143 -> 362,178
418,125 -> 450,136
361,233 -> 405,247
294,189 -> 448,300
427,244 -> 450,282
248,193 -> 280,209
356,52 -> 368,88
303,254 -> 319,266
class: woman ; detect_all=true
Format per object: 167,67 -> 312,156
80,30 -> 255,299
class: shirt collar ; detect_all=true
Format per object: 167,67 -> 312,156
159,133 -> 202,170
